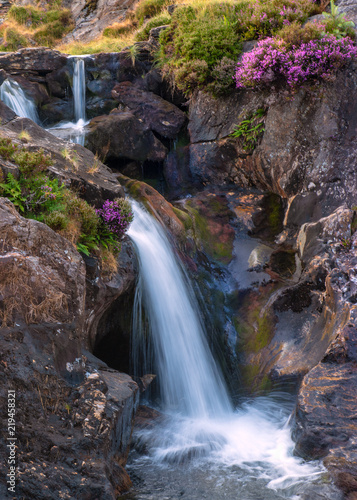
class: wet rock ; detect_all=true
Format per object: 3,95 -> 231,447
118,174 -> 185,241
112,81 -> 186,139
297,206 -> 353,264
86,111 -> 167,164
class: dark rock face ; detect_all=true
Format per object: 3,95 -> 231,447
187,62 -> 357,214
86,111 -> 167,164
112,81 -> 187,139
0,197 -> 140,499
0,48 -> 67,73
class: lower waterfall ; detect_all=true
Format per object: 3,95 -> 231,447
125,201 -> 336,499
0,79 -> 40,124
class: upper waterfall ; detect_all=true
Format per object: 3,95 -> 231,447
0,79 -> 40,124
128,200 -> 232,419
71,56 -> 86,124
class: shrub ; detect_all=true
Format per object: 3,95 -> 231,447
277,21 -> 325,47
0,27 -> 28,51
235,35 -> 357,90
173,60 -> 210,95
44,210 -> 69,231
135,13 -> 171,42
96,199 -> 133,241
208,57 -> 237,96
135,0 -> 169,23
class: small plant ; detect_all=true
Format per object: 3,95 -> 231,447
18,130 -> 31,142
230,109 -> 266,151
127,43 -> 140,66
96,198 -> 133,238
87,154 -> 100,174
0,173 -> 26,212
322,0 -> 355,39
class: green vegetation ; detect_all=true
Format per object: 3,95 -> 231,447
0,137 -> 132,263
135,13 -> 171,42
230,108 -> 266,151
0,3 -> 74,51
322,0 -> 355,39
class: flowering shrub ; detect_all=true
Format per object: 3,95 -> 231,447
235,35 -> 357,89
96,199 -> 133,241
237,0 -> 320,40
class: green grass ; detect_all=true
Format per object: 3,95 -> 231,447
0,5 -> 74,50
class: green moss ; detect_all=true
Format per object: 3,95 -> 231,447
242,363 -> 273,392
135,0 -> 170,23
172,206 -> 193,231
135,13 -> 171,42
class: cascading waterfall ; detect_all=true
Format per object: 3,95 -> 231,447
0,79 -> 40,124
71,56 -> 86,125
129,200 -> 232,418
126,201 -> 331,499
48,55 -> 89,146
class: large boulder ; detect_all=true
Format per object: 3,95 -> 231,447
0,111 -> 123,206
0,48 -> 67,73
187,61 -> 357,215
86,111 -> 168,164
112,81 -> 187,139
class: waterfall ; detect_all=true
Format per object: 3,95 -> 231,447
71,56 -> 86,125
0,79 -> 40,124
128,200 -> 232,419
126,201 -> 325,496
48,56 -> 89,146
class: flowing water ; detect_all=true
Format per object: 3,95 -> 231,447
48,56 -> 90,146
0,78 -> 40,124
125,201 -> 341,500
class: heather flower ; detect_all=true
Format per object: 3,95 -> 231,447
96,199 -> 133,241
235,35 -> 357,90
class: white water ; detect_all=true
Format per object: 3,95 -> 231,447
128,200 -> 232,419
126,201 -> 330,498
0,78 -> 40,124
71,56 -> 86,124
48,56 -> 90,146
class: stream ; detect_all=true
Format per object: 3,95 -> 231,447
125,202 -> 340,500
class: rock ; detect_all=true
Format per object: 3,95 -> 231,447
0,48 -> 67,73
118,174 -> 185,241
39,98 -> 73,125
0,197 -> 86,329
0,111 -> 123,206
12,75 -> 50,106
62,0 -> 137,44
297,206 -> 353,264
112,81 -> 186,139
0,196 -> 140,499
187,62 -> 357,213
335,0 -> 357,28
86,111 -> 168,164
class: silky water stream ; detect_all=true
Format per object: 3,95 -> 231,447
124,201 -> 340,500
48,55 -> 90,145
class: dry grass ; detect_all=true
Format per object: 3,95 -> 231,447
0,257 -> 69,326
58,33 -> 135,55
101,248 -> 119,278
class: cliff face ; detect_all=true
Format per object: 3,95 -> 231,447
0,99 -> 139,498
